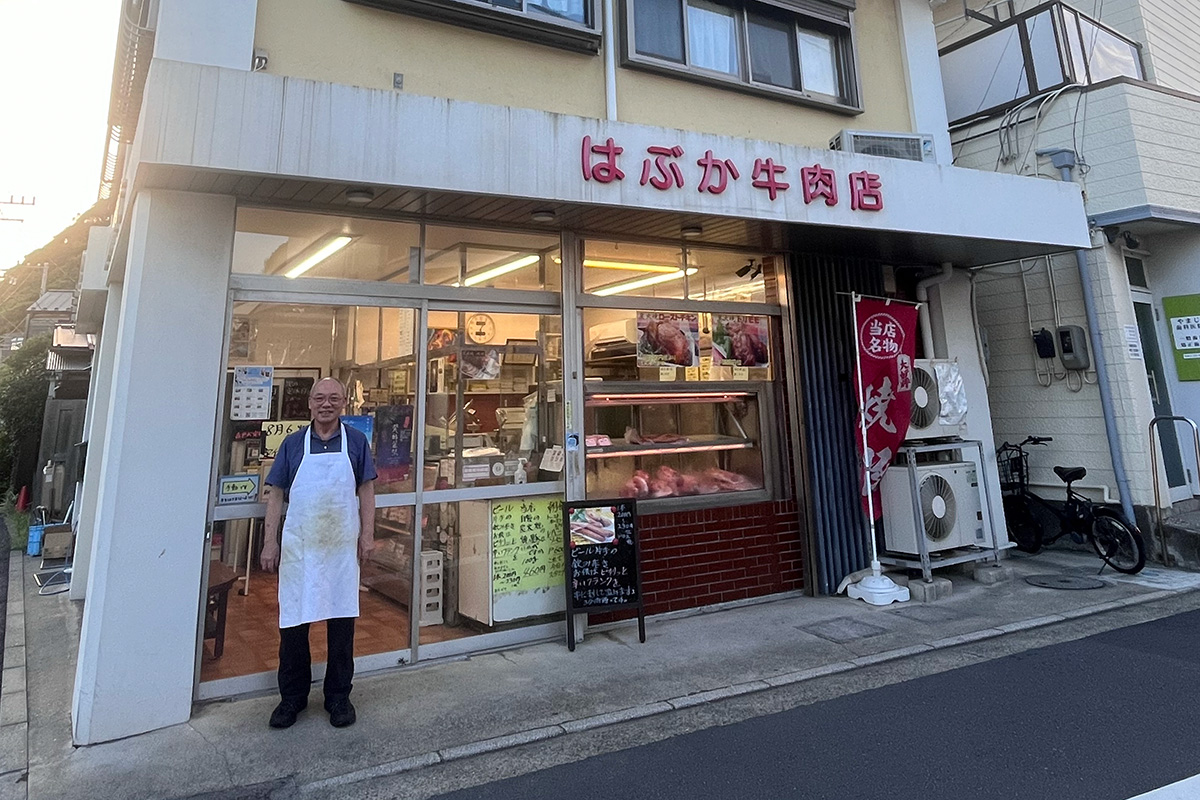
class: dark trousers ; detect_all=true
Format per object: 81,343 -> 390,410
278,617 -> 355,706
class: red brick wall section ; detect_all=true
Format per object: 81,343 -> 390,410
632,498 -> 804,616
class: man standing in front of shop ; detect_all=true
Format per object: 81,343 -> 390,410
261,377 -> 376,729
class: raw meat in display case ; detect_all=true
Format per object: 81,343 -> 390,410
583,387 -> 770,504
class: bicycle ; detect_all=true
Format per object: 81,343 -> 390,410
997,436 -> 1146,574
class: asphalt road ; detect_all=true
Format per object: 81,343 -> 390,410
432,609 -> 1200,800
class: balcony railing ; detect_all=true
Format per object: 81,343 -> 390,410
939,1 -> 1143,125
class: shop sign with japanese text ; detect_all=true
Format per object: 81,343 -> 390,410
582,136 -> 883,212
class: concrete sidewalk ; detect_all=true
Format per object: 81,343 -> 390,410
3,549 -> 1200,800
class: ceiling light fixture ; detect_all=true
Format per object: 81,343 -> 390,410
680,225 -> 703,239
531,209 -> 556,223
463,253 -> 540,287
345,188 -> 376,205
593,268 -> 698,297
584,259 -> 680,273
284,235 -> 355,279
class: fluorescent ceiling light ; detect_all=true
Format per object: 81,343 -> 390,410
284,235 -> 354,279
593,268 -> 698,297
551,256 -> 681,273
463,254 -> 540,287
585,259 -> 680,273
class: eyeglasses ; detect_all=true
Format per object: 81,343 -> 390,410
310,394 -> 345,405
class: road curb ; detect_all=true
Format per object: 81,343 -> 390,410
292,584 -> 1200,796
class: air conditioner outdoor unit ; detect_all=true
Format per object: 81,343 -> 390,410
906,358 -> 965,441
881,461 -> 985,555
830,130 -> 936,163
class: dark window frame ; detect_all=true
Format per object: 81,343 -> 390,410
939,0 -> 1144,126
620,0 -> 863,114
343,0 -> 602,54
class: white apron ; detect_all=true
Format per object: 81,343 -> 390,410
278,424 -> 361,629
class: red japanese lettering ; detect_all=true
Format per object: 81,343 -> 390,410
849,171 -> 884,211
581,136 -> 625,184
751,158 -> 790,201
696,150 -> 740,195
640,145 -> 686,190
800,164 -> 838,207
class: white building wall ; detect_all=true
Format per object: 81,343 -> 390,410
894,0 -> 953,164
154,0 -> 258,72
934,273 -> 1007,539
1134,0 -> 1200,96
70,285 -> 124,602
972,245 -> 1156,507
73,191 -> 234,745
951,82 -> 1200,221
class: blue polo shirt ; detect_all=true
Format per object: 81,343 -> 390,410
265,422 -> 378,493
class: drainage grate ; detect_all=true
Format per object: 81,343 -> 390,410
1025,574 -> 1107,590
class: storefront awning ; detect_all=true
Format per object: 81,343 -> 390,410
126,60 -> 1091,267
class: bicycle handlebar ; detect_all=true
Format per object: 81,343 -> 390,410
1024,436 -> 1053,446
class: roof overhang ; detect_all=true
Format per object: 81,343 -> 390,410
119,59 -> 1091,268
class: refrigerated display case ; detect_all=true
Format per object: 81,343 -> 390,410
582,383 -> 774,509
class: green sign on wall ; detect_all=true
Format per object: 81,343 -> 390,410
1163,294 -> 1200,381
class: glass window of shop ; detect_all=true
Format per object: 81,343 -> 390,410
579,245 -> 783,509
206,213 -> 569,688
423,226 -> 561,291
233,209 -> 421,283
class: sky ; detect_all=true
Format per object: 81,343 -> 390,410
0,0 -> 122,272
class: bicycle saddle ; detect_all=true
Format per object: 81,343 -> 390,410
1054,466 -> 1087,483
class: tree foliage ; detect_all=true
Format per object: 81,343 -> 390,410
0,334 -> 51,493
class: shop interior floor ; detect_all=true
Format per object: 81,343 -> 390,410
199,569 -> 472,682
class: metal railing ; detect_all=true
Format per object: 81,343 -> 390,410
1149,416 -> 1200,566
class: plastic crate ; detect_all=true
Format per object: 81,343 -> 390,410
26,524 -> 44,557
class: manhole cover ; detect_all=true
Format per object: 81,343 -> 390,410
1025,574 -> 1107,590
798,617 -> 888,643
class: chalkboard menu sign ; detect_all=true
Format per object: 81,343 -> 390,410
280,377 -> 314,420
563,498 -> 646,651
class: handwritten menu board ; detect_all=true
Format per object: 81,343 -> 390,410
563,498 -> 645,650
492,497 -> 564,596
280,377 -> 314,420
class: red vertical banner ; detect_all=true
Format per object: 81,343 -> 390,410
854,297 -> 919,518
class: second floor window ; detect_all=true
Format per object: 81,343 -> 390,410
626,0 -> 857,108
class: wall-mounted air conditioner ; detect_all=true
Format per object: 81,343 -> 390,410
830,130 -> 936,163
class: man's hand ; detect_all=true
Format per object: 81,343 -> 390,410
262,485 -> 284,573
358,534 -> 376,565
260,540 -> 280,573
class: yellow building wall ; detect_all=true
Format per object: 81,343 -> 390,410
254,0 -> 608,118
255,0 -> 912,149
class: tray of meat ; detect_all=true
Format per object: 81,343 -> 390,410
624,427 -> 688,446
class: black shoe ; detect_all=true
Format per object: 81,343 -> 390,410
327,698 -> 356,728
269,699 -> 306,729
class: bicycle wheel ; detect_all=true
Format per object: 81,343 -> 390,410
1003,495 -> 1043,553
1090,509 -> 1146,574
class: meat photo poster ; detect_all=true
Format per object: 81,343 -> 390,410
711,314 -> 770,367
636,312 -> 699,367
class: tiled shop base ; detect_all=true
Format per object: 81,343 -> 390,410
200,570 -> 472,682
